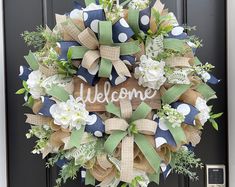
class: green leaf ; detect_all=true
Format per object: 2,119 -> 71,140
27,96 -> 35,108
210,112 -> 223,119
209,118 -> 219,131
22,81 -> 29,91
24,50 -> 39,70
121,184 -> 128,187
15,88 -> 25,94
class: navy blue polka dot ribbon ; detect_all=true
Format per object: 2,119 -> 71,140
85,112 -> 105,138
58,41 -> 80,61
38,97 -> 56,117
19,66 -> 32,81
154,117 -> 177,148
171,102 -> 199,125
205,73 -> 220,85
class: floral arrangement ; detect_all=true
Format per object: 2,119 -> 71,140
17,0 -> 223,186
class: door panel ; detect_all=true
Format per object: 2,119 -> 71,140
4,0 -> 48,187
4,0 -> 227,187
186,1 -> 228,187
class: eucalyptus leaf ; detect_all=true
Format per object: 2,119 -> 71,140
15,88 -> 25,94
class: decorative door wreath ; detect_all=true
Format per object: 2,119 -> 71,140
17,0 -> 222,186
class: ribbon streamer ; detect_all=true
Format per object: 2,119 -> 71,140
104,99 -> 160,183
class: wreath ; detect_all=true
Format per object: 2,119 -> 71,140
17,0 -> 223,186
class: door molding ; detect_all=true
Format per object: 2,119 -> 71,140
0,0 -> 7,186
228,0 -> 235,186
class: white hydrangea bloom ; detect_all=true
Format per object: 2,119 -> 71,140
195,97 -> 211,125
50,96 -> 90,130
26,70 -> 46,99
134,55 -> 166,90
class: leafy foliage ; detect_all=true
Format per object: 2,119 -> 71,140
171,148 -> 204,181
21,26 -> 46,50
55,159 -> 80,187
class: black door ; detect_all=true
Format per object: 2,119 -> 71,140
4,0 -> 228,187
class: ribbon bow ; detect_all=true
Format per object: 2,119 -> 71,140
58,9 -> 140,86
104,99 -> 161,183
69,24 -> 133,79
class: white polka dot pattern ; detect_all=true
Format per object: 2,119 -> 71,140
94,131 -> 103,137
140,15 -> 150,25
176,104 -> 191,116
118,33 -> 128,42
90,19 -> 99,33
171,26 -> 184,36
119,18 -> 129,28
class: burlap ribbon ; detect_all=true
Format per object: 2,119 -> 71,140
75,27 -> 131,78
25,114 -> 71,158
104,99 -> 159,183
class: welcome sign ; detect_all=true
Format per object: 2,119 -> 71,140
73,77 -> 161,111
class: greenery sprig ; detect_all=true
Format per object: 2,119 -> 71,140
171,148 -> 204,181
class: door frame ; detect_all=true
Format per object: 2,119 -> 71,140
228,0 -> 235,186
0,0 -> 7,186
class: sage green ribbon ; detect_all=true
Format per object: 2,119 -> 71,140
85,170 -> 96,185
195,83 -> 216,100
85,0 -> 96,6
24,50 -> 39,70
161,84 -> 191,104
69,126 -> 86,148
104,100 -> 161,182
46,85 -> 70,102
163,38 -> 186,52
166,120 -> 186,145
128,9 -> 141,34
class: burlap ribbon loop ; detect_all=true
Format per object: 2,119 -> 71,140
120,98 -> 132,119
134,119 -> 157,135
104,100 -> 158,183
81,50 -> 100,70
99,45 -> 120,61
105,118 -> 129,134
77,27 -> 99,49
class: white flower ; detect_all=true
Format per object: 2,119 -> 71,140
128,0 -> 150,9
83,3 -> 103,11
200,71 -> 211,82
134,55 -> 166,90
50,96 -> 90,130
26,70 -> 46,99
195,97 -> 211,125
